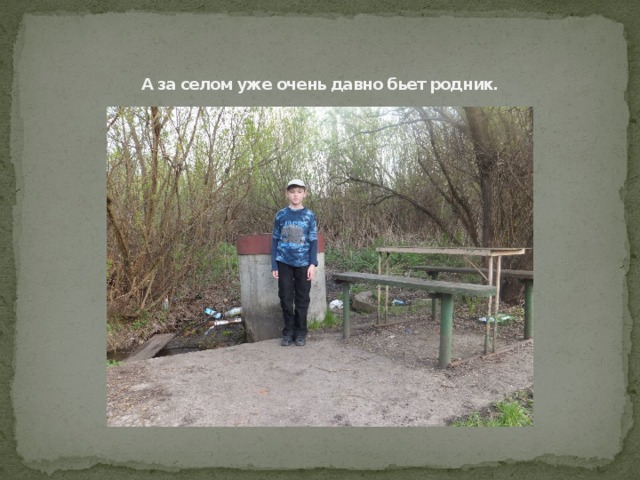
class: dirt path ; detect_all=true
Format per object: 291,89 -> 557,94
107,312 -> 534,427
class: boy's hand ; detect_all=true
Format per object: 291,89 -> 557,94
272,270 -> 279,279
307,264 -> 316,281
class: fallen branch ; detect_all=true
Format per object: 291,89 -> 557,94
449,338 -> 533,368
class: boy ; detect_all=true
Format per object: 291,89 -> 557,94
271,179 -> 318,347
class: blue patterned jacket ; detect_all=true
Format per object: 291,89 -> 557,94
271,206 -> 318,270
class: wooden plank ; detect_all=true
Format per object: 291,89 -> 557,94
412,265 -> 533,280
333,272 -> 496,297
123,333 -> 176,363
376,246 -> 526,257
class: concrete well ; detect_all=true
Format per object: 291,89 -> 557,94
237,233 -> 326,342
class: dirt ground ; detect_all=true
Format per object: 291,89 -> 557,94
107,293 -> 534,427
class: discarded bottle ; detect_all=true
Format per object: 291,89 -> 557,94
392,299 -> 408,306
478,314 -> 511,324
224,306 -> 242,318
204,307 -> 222,319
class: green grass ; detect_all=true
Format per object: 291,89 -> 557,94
131,317 -> 149,331
451,389 -> 533,427
308,309 -> 341,331
107,359 -> 122,368
326,245 -> 380,272
497,401 -> 533,426
221,329 -> 235,338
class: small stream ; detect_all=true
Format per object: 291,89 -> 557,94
107,323 -> 246,363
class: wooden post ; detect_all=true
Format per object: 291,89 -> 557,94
523,279 -> 534,339
492,255 -> 502,352
342,283 -> 351,339
438,294 -> 454,368
484,256 -> 494,354
384,252 -> 390,324
377,253 -> 382,325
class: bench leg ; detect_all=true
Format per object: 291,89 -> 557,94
438,294 -> 454,368
428,272 -> 439,320
343,283 -> 351,339
377,253 -> 382,325
523,279 -> 533,339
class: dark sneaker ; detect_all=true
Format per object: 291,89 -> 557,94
295,337 -> 306,347
281,337 -> 293,346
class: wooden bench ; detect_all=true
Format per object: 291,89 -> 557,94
333,272 -> 496,368
410,265 -> 534,340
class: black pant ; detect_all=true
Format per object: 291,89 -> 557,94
277,261 -> 312,339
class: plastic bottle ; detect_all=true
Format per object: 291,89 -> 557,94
224,307 -> 242,318
204,307 -> 222,319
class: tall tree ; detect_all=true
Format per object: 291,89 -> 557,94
336,106 -> 533,256
464,106 -> 498,247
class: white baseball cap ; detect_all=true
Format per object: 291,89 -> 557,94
287,179 -> 306,189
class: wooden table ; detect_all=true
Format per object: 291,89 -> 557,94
376,246 -> 526,353
334,272 -> 496,368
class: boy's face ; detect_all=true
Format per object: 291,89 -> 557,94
286,186 -> 307,207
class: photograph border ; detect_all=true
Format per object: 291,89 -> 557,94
2,1 -> 638,479
104,105 -> 535,428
